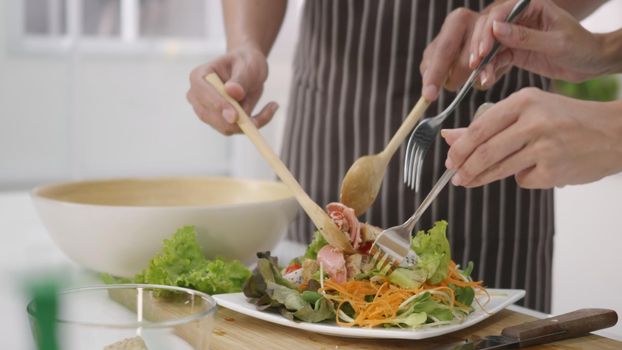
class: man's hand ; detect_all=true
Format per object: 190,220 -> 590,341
186,45 -> 278,135
442,89 -> 622,189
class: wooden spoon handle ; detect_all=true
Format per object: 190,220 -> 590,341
382,97 -> 431,159
205,73 -> 352,251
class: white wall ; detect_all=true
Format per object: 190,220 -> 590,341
0,1 -> 301,189
0,1 -> 231,189
552,0 -> 622,340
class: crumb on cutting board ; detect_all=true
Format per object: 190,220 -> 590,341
103,336 -> 148,350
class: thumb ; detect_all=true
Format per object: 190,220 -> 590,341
492,21 -> 553,55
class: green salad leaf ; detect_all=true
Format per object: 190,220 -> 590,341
452,284 -> 475,307
393,312 -> 427,327
106,226 -> 251,295
304,230 -> 328,259
411,220 -> 451,285
243,251 -> 334,323
388,267 -> 427,289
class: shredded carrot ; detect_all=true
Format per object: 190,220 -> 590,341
318,260 -> 488,328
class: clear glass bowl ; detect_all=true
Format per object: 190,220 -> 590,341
27,284 -> 217,350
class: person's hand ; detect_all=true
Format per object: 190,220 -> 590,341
420,7 -> 490,101
469,0 -> 607,85
186,45 -> 278,135
442,88 -> 622,189
421,0 -> 608,102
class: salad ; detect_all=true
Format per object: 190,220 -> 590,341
243,203 -> 487,328
103,226 -> 251,295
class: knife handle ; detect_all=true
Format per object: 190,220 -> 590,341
501,308 -> 618,347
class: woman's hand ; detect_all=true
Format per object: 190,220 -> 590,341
442,88 -> 622,189
421,0 -> 612,101
186,45 -> 278,135
420,7 -> 487,101
469,0 -> 610,85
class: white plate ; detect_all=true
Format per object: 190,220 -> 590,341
213,288 -> 525,340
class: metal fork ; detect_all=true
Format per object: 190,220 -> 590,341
372,102 -> 496,274
404,0 -> 530,191
370,169 -> 455,274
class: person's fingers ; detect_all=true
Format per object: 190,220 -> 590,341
460,146 -> 535,187
469,15 -> 488,69
452,121 -> 529,186
192,79 -> 238,125
444,47 -> 474,91
476,49 -> 513,89
491,49 -> 514,78
470,1 -> 514,67
479,64 -> 495,89
446,101 -> 519,169
479,1 -> 520,60
188,62 -> 244,129
187,91 -> 242,135
514,163 -> 552,189
441,128 -> 467,146
422,8 -> 475,101
419,40 -> 436,79
492,21 -> 556,54
251,102 -> 279,128
225,59 -> 253,102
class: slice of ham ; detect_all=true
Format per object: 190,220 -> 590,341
317,245 -> 347,284
326,202 -> 362,249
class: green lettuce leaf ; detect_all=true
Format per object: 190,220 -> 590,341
451,284 -> 475,308
294,297 -> 335,323
243,252 -> 334,323
411,220 -> 451,285
462,261 -> 474,277
393,312 -> 428,327
388,268 -> 426,289
405,299 -> 454,322
132,226 -> 250,295
304,230 -> 328,259
267,281 -> 308,310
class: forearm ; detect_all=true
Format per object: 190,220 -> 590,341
597,29 -> 622,75
552,0 -> 609,19
222,0 -> 287,55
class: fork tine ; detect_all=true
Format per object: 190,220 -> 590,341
403,131 -> 416,184
409,147 -> 418,188
406,141 -> 415,187
380,256 -> 397,275
409,147 -> 423,189
406,146 -> 417,186
415,149 -> 425,192
373,250 -> 397,275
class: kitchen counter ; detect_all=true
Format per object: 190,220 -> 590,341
1,191 -> 620,349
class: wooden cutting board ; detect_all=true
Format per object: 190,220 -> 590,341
110,289 -> 620,349
210,308 -> 621,350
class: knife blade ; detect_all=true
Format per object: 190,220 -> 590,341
433,308 -> 618,350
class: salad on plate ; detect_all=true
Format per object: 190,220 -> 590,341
243,202 -> 488,329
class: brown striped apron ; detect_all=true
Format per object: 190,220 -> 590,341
280,0 -> 554,313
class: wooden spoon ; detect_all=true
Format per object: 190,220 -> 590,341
340,97 -> 430,216
205,73 -> 353,253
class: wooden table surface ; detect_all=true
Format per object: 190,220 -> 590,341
210,308 -> 621,350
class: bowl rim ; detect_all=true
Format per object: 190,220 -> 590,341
30,176 -> 296,210
27,284 -> 218,329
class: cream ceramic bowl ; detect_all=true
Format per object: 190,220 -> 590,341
31,177 -> 298,277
